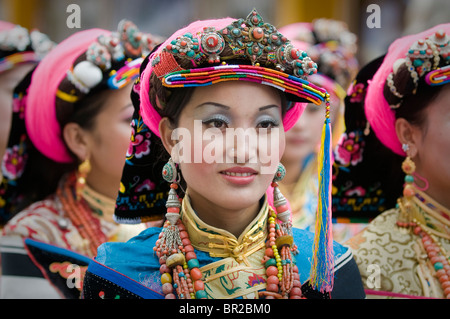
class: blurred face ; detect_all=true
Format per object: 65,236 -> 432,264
283,103 -> 324,164
283,92 -> 340,164
85,85 -> 134,194
168,81 -> 285,212
412,84 -> 450,203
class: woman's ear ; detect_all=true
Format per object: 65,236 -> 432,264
159,117 -> 178,161
63,122 -> 90,162
395,117 -> 419,158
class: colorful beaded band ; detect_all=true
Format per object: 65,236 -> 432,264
107,57 -> 143,89
0,51 -> 38,73
162,64 -> 328,105
425,64 -> 450,86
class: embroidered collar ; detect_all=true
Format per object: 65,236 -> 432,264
180,191 -> 269,262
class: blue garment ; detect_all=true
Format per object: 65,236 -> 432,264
84,226 -> 363,299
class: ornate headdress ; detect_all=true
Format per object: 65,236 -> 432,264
0,21 -> 55,73
138,10 -> 332,137
384,29 -> 450,109
26,19 -> 163,163
116,9 -> 335,294
279,19 -> 359,91
365,24 -> 450,156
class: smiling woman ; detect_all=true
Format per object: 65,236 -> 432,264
81,9 -> 365,300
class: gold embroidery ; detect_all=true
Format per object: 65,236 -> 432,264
180,192 -> 270,299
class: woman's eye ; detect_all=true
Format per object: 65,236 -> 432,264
123,116 -> 133,124
257,120 -> 278,129
203,119 -> 228,129
306,104 -> 321,113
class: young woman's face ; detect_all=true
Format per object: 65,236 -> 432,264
282,103 -> 324,164
171,81 -> 285,211
86,85 -> 134,190
282,92 -> 340,164
413,84 -> 450,195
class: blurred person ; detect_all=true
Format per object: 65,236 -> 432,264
278,20 -> 362,242
0,20 -> 164,298
0,21 -> 55,184
344,24 -> 450,298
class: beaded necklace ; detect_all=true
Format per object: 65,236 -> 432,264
56,172 -> 108,257
397,185 -> 450,298
154,181 -> 303,299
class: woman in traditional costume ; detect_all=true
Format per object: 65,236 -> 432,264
0,21 -> 55,188
343,24 -> 450,299
277,20 -> 361,242
81,10 -> 365,300
0,20 -> 163,298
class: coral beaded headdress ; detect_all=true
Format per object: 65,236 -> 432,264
138,9 -> 332,136
116,9 -> 335,294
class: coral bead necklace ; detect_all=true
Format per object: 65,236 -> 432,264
56,172 -> 108,257
397,183 -> 450,298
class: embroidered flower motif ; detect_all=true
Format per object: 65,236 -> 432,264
126,117 -> 151,159
2,141 -> 27,180
246,273 -> 266,287
135,179 -> 156,192
344,186 -> 367,197
334,131 -> 364,166
348,82 -> 365,103
12,93 -> 27,119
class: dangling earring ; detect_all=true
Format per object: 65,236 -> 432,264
271,163 -> 293,237
155,158 -> 206,299
76,158 -> 91,200
260,162 -> 302,299
397,156 -> 416,228
402,143 -> 410,153
401,145 -> 429,191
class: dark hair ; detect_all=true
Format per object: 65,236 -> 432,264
14,87 -> 113,213
383,61 -> 447,132
394,78 -> 445,134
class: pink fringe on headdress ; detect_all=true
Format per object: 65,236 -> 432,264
365,23 -> 450,156
25,29 -> 109,163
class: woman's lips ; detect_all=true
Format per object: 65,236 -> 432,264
220,167 -> 258,185
287,136 -> 306,145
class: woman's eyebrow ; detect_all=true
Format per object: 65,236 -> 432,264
259,104 -> 279,111
195,102 -> 230,110
195,103 -> 279,111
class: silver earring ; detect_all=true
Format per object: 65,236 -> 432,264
162,158 -> 178,183
402,143 -> 409,153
